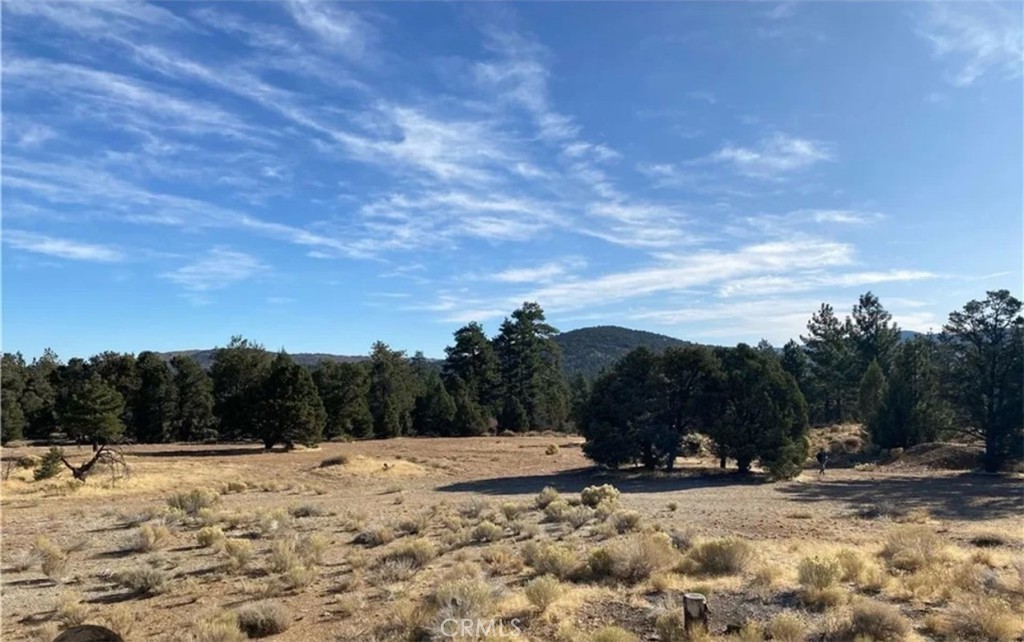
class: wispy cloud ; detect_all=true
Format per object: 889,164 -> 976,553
717,269 -> 937,298
707,133 -> 832,178
3,230 -> 124,262
489,258 -> 586,284
284,0 -> 376,60
161,248 -> 267,292
917,2 -> 1023,86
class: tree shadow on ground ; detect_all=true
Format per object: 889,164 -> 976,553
129,447 -> 269,458
436,466 -> 767,496
777,473 -> 1023,521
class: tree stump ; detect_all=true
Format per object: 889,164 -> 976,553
683,592 -> 709,633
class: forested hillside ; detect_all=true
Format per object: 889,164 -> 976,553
553,326 -> 690,378
3,292 -> 1021,472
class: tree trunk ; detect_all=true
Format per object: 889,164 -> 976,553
719,455 -> 726,469
736,457 -> 752,473
683,593 -> 709,633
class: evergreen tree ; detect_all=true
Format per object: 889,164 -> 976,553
449,377 -> 489,436
659,346 -> 723,470
780,339 -> 812,407
942,290 -> 1024,470
580,347 -> 664,469
257,352 -> 326,449
443,322 -> 501,416
22,349 -> 59,439
57,374 -> 125,446
858,359 -> 886,426
412,371 -> 456,436
801,303 -> 855,423
210,336 -> 272,441
312,361 -> 373,439
497,396 -> 529,433
2,353 -> 27,443
134,351 -> 176,443
869,339 -> 950,449
170,355 -> 216,442
493,302 -> 569,430
708,344 -> 808,478
850,292 -> 901,374
367,342 -> 416,438
567,373 -> 591,430
756,339 -> 776,356
89,351 -> 140,436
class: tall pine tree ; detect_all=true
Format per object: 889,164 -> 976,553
170,355 -> 216,442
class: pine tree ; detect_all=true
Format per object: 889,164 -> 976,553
780,339 -> 812,404
801,304 -> 855,423
2,353 -> 27,443
257,352 -> 326,449
134,352 -> 176,443
57,374 -> 125,446
850,292 -> 901,374
412,372 -> 456,436
708,344 -> 808,478
170,355 -> 216,442
312,361 -> 373,439
449,377 -> 489,436
869,339 -> 950,449
942,290 -> 1024,470
493,302 -> 569,430
659,345 -> 723,470
443,322 -> 501,417
858,359 -> 886,425
211,336 -> 272,441
497,396 -> 529,433
367,342 -> 416,438
89,351 -> 140,435
22,349 -> 59,439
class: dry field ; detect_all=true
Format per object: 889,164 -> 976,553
1,433 -> 1022,642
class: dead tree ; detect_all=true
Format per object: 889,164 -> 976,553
61,444 -> 130,483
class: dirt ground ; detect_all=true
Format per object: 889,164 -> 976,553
1,435 -> 1022,642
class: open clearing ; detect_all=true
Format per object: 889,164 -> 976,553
2,435 -> 1022,642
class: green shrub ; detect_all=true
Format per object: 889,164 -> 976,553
197,526 -> 226,549
610,510 -> 642,534
588,533 -> 677,583
471,521 -> 504,542
522,542 -> 578,580
33,447 -> 64,481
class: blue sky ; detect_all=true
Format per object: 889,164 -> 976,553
2,1 -> 1021,360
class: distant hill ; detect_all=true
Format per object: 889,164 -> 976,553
554,326 -> 690,378
159,325 -> 689,379
158,349 -> 366,370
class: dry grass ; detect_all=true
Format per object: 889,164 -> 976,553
523,541 -> 579,580
591,626 -> 639,642
235,600 -> 291,637
849,599 -> 910,642
949,596 -> 1024,642
35,536 -> 69,582
113,566 -> 168,596
131,523 -> 172,552
197,526 -> 226,548
609,510 -> 643,534
535,486 -> 561,509
55,591 -> 89,627
685,538 -> 755,575
383,538 -> 437,568
589,533 -> 677,583
880,525 -> 946,571
355,525 -> 395,547
471,520 -> 504,542
167,487 -> 220,515
223,538 -> 253,571
769,612 -> 808,642
319,454 -> 349,467
524,574 -> 564,611
580,484 -> 620,508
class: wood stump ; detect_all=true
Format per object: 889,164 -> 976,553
683,592 -> 709,633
